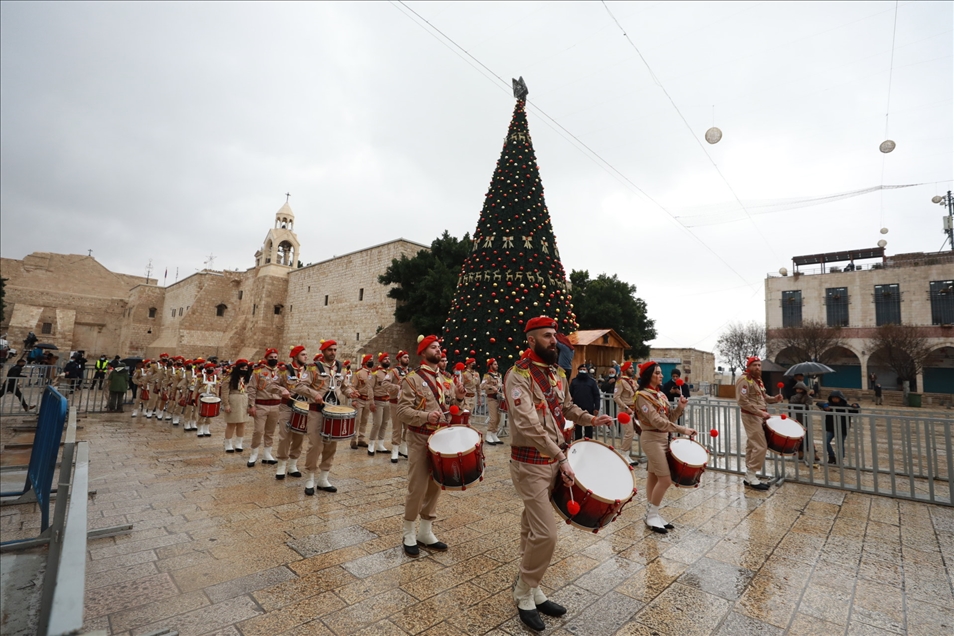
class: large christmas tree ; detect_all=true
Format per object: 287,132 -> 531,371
443,80 -> 578,365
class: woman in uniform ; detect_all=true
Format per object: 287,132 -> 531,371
634,361 -> 693,534
222,359 -> 251,453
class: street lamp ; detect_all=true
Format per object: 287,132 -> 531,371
933,191 -> 954,251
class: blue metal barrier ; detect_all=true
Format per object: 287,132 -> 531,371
0,386 -> 68,534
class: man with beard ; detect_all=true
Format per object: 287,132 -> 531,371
398,335 -> 466,557
246,348 -> 289,467
461,358 -> 480,414
387,350 -> 410,462
368,352 -> 394,455
613,361 -> 639,464
351,354 -> 375,450
505,317 -> 613,631
736,356 -> 783,491
480,358 -> 503,445
275,345 -> 312,479
297,340 -> 356,494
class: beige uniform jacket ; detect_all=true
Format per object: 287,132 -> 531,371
462,370 -> 480,396
480,372 -> 502,398
280,363 -> 314,402
504,361 -> 593,460
397,365 -> 462,429
613,376 -> 638,412
247,367 -> 285,402
386,367 -> 407,399
635,388 -> 684,433
353,368 -> 373,400
297,361 -> 354,406
736,374 -> 770,416
371,369 -> 391,399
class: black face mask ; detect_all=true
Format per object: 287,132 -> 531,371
366,362 -> 374,369
382,362 -> 391,368
267,359 -> 278,368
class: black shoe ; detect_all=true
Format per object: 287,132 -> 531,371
247,461 -> 256,468
649,525 -> 667,534
276,473 -> 285,480
304,486 -> 315,496
744,480 -> 770,491
235,447 -> 243,453
417,540 -> 448,551
391,458 -> 398,464
403,542 -> 420,557
289,470 -> 302,478
226,448 -> 235,454
351,440 -> 358,449
518,608 -> 546,631
664,522 -> 675,530
368,450 -> 375,456
399,452 -> 408,458
359,441 -> 369,448
317,485 -> 338,493
536,600 -> 566,617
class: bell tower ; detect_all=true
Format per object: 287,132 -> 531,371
255,194 -> 301,277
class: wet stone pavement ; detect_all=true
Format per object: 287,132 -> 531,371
2,411 -> 953,635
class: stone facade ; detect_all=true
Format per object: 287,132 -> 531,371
647,347 -> 716,388
765,251 -> 954,392
1,202 -> 428,365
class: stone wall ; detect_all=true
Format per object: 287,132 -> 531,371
648,347 -> 716,386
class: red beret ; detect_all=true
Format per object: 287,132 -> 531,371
313,353 -> 324,361
417,335 -> 440,355
362,354 -> 373,365
487,358 -> 496,368
320,340 -> 336,351
454,362 -> 466,371
746,356 -> 761,367
234,359 -> 249,366
465,358 -> 476,365
343,359 -> 351,366
265,348 -> 278,357
194,357 -> 205,364
637,360 -> 657,375
160,352 -> 169,358
289,345 -> 305,359
397,350 -> 408,358
378,352 -> 389,362
621,361 -> 632,373
524,316 -> 558,333
203,362 -> 215,369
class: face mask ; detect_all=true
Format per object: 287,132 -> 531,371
382,362 -> 391,368
366,362 -> 373,368
267,359 -> 278,368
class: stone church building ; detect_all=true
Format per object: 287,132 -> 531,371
1,201 -> 426,364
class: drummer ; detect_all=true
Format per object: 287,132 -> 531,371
634,360 -> 693,534
505,317 -> 612,632
192,362 -> 220,438
613,361 -> 639,465
387,350 -> 411,462
246,348 -> 287,467
398,335 -> 466,557
736,356 -> 784,491
295,340 -> 357,494
274,345 -> 312,480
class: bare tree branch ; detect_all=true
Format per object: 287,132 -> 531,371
717,321 -> 766,373
867,324 -> 932,383
771,319 -> 846,364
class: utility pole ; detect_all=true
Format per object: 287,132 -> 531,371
933,191 -> 954,252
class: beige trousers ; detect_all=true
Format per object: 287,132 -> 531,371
369,399 -> 390,442
304,411 -> 338,472
511,459 -> 560,588
742,412 -> 767,473
251,402 -> 281,449
390,402 -> 406,446
620,422 -> 635,454
354,398 -> 372,444
486,397 -> 500,433
275,404 -> 303,460
404,429 -> 441,522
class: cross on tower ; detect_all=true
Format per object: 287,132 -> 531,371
205,253 -> 217,270
285,192 -> 291,203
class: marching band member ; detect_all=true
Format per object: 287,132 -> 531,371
222,359 -> 251,453
399,335 -> 466,557
480,358 -> 503,445
351,354 -> 375,451
462,358 -> 480,414
193,362 -> 220,437
274,345 -> 310,479
179,359 -> 200,431
168,356 -> 186,426
131,360 -> 151,417
246,348 -> 286,466
505,317 -> 612,631
613,361 -> 639,465
368,352 -> 393,455
634,361 -> 693,533
387,350 -> 410,462
298,340 -> 356,494
736,356 -> 783,491
144,356 -> 165,418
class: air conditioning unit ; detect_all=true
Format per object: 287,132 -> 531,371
944,216 -> 953,231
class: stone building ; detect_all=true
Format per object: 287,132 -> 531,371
1,200 -> 427,363
647,347 -> 716,389
765,249 -> 954,393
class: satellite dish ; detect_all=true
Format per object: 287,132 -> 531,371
932,195 -> 944,204
877,239 -> 887,248
779,267 -> 788,276
880,227 -> 888,234
705,127 -> 722,144
879,140 -> 896,153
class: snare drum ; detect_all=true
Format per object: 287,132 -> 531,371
667,438 -> 709,488
140,388 -> 150,401
321,404 -> 357,440
198,395 -> 221,418
427,426 -> 484,490
763,415 -> 805,456
447,410 -> 470,426
178,395 -> 189,407
286,400 -> 310,435
551,439 -> 637,533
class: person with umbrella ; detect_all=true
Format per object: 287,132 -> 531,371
736,356 -> 784,491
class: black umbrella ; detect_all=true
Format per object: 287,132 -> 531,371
784,361 -> 835,377
36,343 -> 59,350
122,357 -> 144,367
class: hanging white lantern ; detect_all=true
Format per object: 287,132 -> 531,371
879,140 -> 896,153
705,127 -> 722,144
880,227 -> 889,234
877,239 -> 887,248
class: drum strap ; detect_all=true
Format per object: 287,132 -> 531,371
525,363 -> 569,443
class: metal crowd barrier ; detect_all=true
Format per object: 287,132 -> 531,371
682,397 -> 953,506
0,364 -> 120,416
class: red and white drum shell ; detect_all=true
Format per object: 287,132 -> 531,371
286,400 -> 310,435
551,439 -> 637,533
140,388 -> 150,401
321,404 -> 357,440
198,395 -> 221,418
178,394 -> 189,407
427,425 -> 484,490
447,410 -> 470,426
666,438 -> 709,488
763,415 -> 805,456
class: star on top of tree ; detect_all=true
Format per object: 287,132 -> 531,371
512,76 -> 528,100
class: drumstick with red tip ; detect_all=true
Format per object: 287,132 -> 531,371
617,412 -> 632,424
777,381 -> 785,397
566,489 -> 580,516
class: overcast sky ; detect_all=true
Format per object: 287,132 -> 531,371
2,1 -> 951,357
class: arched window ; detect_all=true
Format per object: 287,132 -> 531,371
216,304 -> 227,317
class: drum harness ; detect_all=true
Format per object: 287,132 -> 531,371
407,367 -> 447,435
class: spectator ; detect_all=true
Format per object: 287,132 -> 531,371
873,382 -> 883,405
662,369 -> 690,402
569,364 -> 600,440
788,381 -> 817,464
818,390 -> 859,465
93,355 -> 109,389
1,359 -> 35,411
63,355 -> 84,394
600,371 -> 617,394
105,362 -> 130,412
555,332 -> 574,377
611,359 -> 621,378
